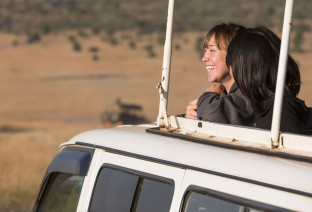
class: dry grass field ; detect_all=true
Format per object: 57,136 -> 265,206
0,30 -> 311,211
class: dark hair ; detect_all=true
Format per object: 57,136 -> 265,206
203,23 -> 246,50
226,26 -> 301,110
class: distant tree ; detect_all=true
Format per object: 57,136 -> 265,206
157,36 -> 165,45
27,33 -> 41,44
78,30 -> 89,38
174,43 -> 181,50
40,24 -> 51,35
195,36 -> 204,58
89,46 -> 99,53
93,55 -> 99,61
12,40 -> 19,46
68,35 -> 76,43
92,26 -> 102,35
293,24 -> 309,52
129,41 -> 136,49
109,37 -> 118,46
144,44 -> 156,58
73,41 -> 81,52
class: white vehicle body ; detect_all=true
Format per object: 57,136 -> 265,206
33,125 -> 312,211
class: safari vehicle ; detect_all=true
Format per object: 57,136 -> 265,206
33,0 -> 312,211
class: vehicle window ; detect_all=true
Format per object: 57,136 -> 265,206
134,178 -> 174,212
89,168 -> 139,212
89,166 -> 174,212
36,172 -> 84,212
183,191 -> 263,212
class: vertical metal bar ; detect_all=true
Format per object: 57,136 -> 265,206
157,0 -> 175,127
270,0 -> 294,148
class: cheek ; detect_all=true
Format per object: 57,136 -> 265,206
210,55 -> 217,63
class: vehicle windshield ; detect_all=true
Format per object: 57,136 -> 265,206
36,172 -> 84,212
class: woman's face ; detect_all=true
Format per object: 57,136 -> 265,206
201,35 -> 231,84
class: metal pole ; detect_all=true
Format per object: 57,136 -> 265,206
157,0 -> 175,128
270,0 -> 294,148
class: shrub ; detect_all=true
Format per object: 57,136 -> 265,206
195,36 -> 204,57
89,46 -> 99,53
144,44 -> 156,58
129,41 -> 136,49
109,37 -> 118,46
293,24 -> 309,52
27,33 -> 41,44
12,40 -> 19,46
93,55 -> 99,61
73,41 -> 81,52
174,43 -> 181,50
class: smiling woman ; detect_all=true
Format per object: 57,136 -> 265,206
185,23 -> 254,126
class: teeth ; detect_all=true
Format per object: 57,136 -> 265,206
206,66 -> 214,71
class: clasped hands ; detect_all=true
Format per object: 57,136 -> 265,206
185,84 -> 224,119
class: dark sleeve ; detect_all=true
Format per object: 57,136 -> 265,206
197,91 -> 253,125
280,101 -> 306,134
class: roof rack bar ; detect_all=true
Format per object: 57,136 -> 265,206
270,0 -> 294,148
157,0 -> 175,128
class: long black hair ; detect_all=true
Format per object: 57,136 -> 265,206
226,26 -> 301,110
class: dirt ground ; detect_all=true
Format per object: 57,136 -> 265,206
0,31 -> 311,211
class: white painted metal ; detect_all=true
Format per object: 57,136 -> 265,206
166,115 -> 312,157
76,149 -> 102,212
181,170 -> 312,211
270,0 -> 295,148
168,116 -> 271,147
157,0 -> 175,128
64,125 -> 312,195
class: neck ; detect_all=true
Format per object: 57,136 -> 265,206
222,78 -> 235,93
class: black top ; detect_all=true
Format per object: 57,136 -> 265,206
197,82 -> 254,126
251,92 -> 310,134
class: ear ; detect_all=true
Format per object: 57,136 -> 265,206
229,66 -> 233,77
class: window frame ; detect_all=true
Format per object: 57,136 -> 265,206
33,146 -> 94,212
180,186 -> 290,212
88,163 -> 175,212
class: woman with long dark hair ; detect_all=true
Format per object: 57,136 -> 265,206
226,26 -> 310,133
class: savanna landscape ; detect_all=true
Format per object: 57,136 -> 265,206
0,0 -> 312,211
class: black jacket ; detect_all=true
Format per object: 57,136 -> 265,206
197,82 -> 254,126
251,92 -> 310,134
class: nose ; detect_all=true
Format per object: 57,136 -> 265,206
202,51 -> 209,63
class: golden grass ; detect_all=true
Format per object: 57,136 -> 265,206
0,132 -> 56,211
0,30 -> 311,211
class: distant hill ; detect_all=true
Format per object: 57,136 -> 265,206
0,0 -> 311,35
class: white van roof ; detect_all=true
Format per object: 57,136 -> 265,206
63,124 -> 312,197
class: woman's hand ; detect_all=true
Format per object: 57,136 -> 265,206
206,84 -> 225,95
185,99 -> 198,119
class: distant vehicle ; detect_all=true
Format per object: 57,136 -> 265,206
33,0 -> 312,211
100,98 -> 149,126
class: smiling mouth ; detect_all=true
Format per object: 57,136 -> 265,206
206,66 -> 215,72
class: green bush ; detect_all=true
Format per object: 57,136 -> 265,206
293,24 -> 309,52
73,41 -> 81,52
109,37 -> 118,46
174,43 -> 181,50
195,36 -> 204,58
27,33 -> 41,44
93,55 -> 99,61
89,46 -> 99,53
129,41 -> 136,49
144,44 -> 156,58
